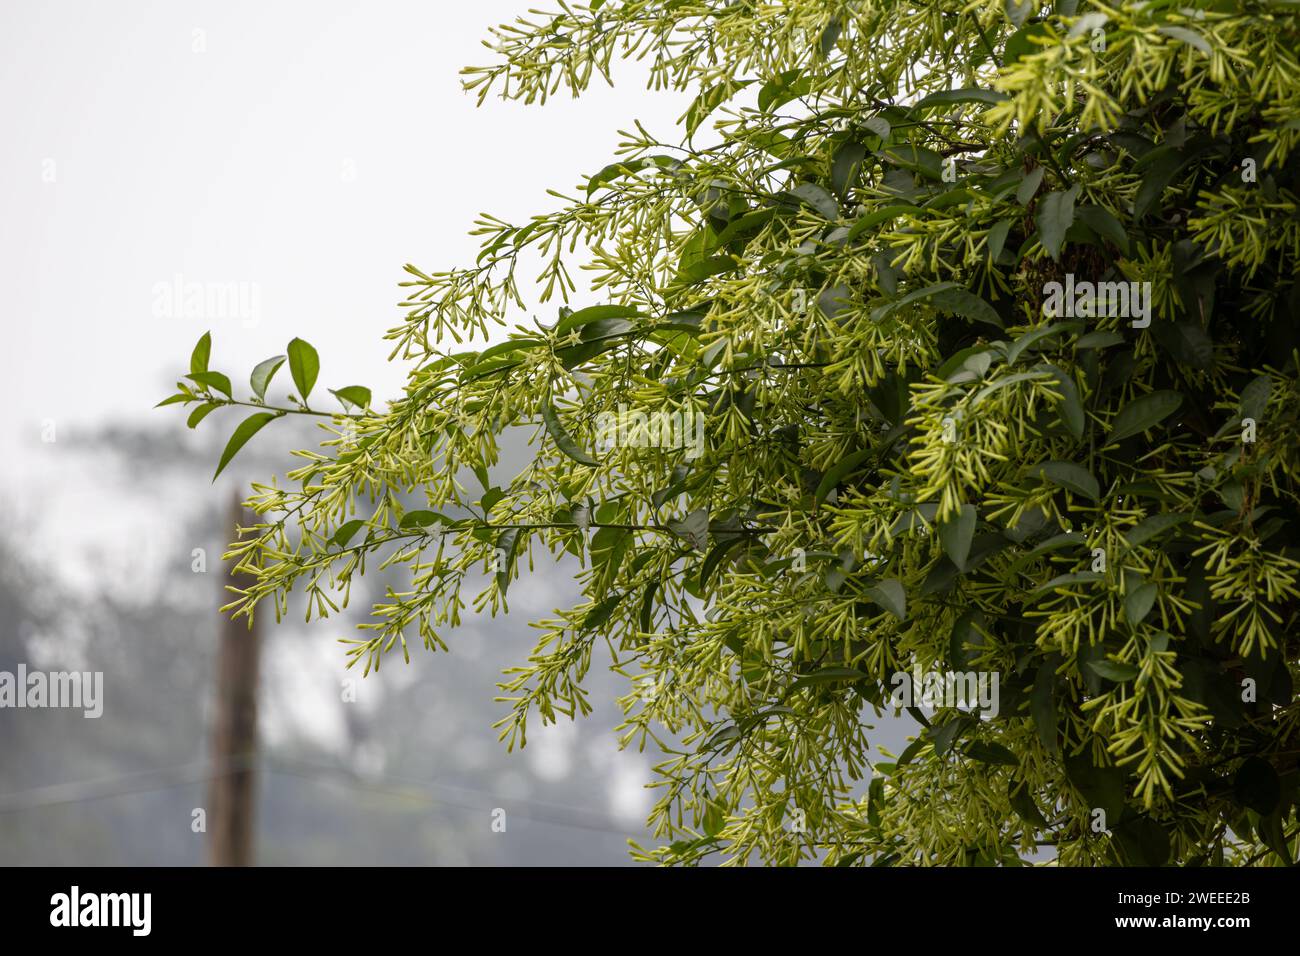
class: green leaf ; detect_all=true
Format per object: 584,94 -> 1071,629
464,338 -> 546,378
1029,572 -> 1103,599
868,777 -> 886,826
495,527 -> 519,595
788,182 -> 840,219
1086,659 -> 1140,682
187,403 -> 220,429
701,724 -> 742,753
949,610 -> 987,668
1031,662 -> 1058,755
1257,806 -> 1292,865
1233,757 -> 1281,815
187,371 -> 233,399
584,156 -> 674,198
1066,11 -> 1107,37
1123,513 -> 1190,547
699,536 -> 745,588
938,345 -> 994,383
1035,186 -> 1080,261
1044,365 -> 1085,439
1038,460 -> 1100,501
330,519 -> 365,548
1240,375 -> 1272,422
987,219 -> 1013,263
865,579 -> 906,620
818,15 -> 842,56
814,448 -> 873,504
1063,752 -> 1127,821
583,594 -> 622,630
713,207 -> 779,247
287,338 -> 320,401
897,736 -> 927,765
554,304 -> 640,338
250,355 -> 285,402
685,80 -> 754,136
831,142 -> 868,196
1112,816 -> 1171,866
1074,204 -> 1130,254
702,800 -> 725,838
639,582 -> 658,633
928,287 -> 1003,329
1076,331 -> 1125,349
1134,150 -> 1184,221
1005,0 -> 1034,28
190,331 -> 212,375
881,144 -> 943,180
1005,322 -> 1082,365
1015,167 -> 1045,205
1005,532 -> 1084,577
480,487 -> 505,514
790,667 -> 870,692
1104,390 -> 1183,446
862,115 -> 891,140
980,371 -> 1054,410
872,282 -> 999,328
929,716 -> 972,756
1152,322 -> 1213,370
847,204 -> 924,242
399,510 -> 453,529
542,400 -> 599,467
212,412 -> 277,482
1004,22 -> 1050,65
1126,581 -> 1159,626
330,386 -> 372,411
939,504 -> 977,570
578,317 -> 638,344
1009,780 -> 1048,828
970,366 -> 1046,406
670,255 -> 739,288
965,740 -> 1018,766
912,87 -> 1009,110
668,508 -> 709,551
1157,24 -> 1212,55
757,69 -> 811,113
817,283 -> 854,319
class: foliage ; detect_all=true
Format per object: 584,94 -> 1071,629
161,0 -> 1300,866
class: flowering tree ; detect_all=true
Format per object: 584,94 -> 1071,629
161,0 -> 1300,865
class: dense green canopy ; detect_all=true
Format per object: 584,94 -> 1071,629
164,0 -> 1300,865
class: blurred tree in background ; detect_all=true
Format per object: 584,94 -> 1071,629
165,0 -> 1300,865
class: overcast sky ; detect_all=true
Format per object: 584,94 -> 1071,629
0,0 -> 691,582
1,6 -> 925,863
0,3 -> 697,857
1,0 -> 690,458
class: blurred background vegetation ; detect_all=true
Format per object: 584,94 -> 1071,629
0,420 -> 655,864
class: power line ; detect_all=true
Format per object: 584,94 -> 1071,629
266,754 -> 636,836
0,755 -> 640,837
0,760 -> 216,814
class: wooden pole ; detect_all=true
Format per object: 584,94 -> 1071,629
209,494 -> 261,866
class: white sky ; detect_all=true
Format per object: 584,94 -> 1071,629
0,8 -> 917,848
0,2 -> 692,839
0,0 -> 690,583
1,0 -> 690,456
